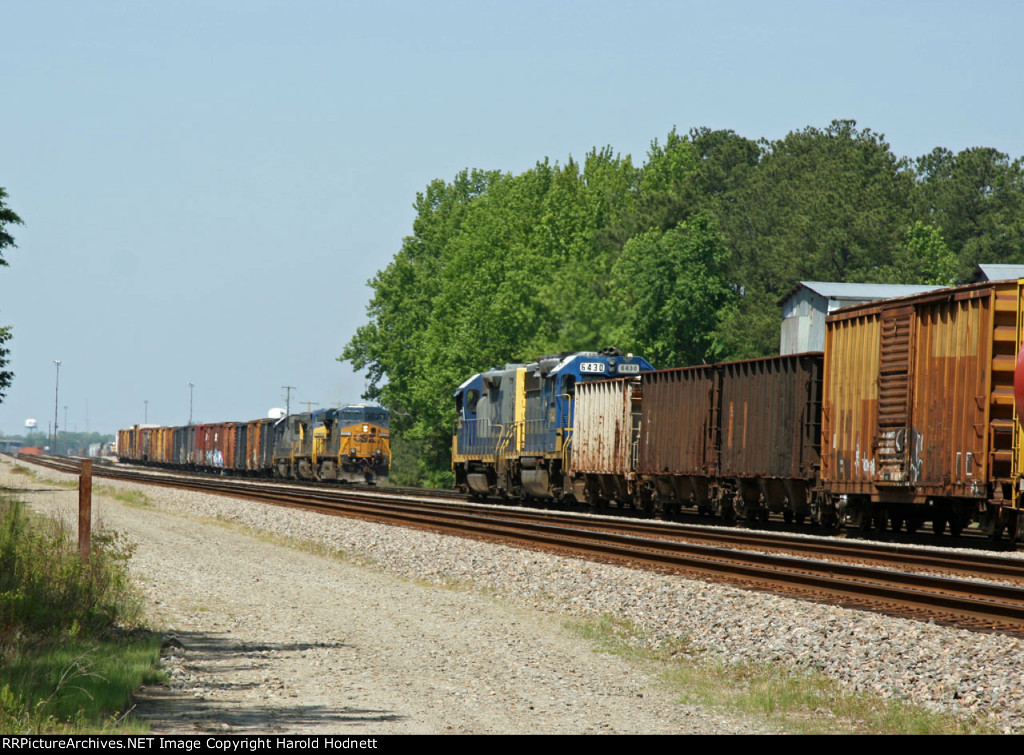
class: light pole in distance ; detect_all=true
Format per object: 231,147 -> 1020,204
53,360 -> 61,455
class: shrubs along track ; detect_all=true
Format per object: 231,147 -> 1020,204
0,494 -> 161,733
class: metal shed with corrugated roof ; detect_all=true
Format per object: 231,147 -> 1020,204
780,281 -> 944,355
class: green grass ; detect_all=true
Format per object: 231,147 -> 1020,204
0,500 -> 142,638
568,613 -> 993,735
96,486 -> 152,508
0,635 -> 163,734
0,495 -> 161,734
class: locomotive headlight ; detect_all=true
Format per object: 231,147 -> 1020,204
363,424 -> 369,432
349,448 -> 357,456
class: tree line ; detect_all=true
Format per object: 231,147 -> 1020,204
342,119 -> 1024,485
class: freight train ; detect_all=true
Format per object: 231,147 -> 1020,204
452,280 -> 1024,541
452,349 -> 655,501
118,405 -> 390,483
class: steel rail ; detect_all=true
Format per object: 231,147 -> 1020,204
17,454 -> 1024,633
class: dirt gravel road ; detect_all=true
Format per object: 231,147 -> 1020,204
3,463 -> 771,735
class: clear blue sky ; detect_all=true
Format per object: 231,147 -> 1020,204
1,0 -> 1022,437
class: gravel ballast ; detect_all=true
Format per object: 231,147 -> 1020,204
7,462 -> 1024,733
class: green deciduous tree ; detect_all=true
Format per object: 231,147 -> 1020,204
610,211 -> 733,366
0,187 -> 21,402
881,221 -> 959,285
0,188 -> 22,268
342,152 -> 641,484
0,326 -> 11,403
341,121 -> 1024,483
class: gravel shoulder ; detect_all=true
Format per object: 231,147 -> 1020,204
1,462 -> 776,735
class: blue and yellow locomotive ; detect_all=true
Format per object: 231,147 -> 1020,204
119,404 -> 390,484
452,349 -> 654,500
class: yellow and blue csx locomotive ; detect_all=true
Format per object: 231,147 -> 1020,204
118,404 -> 390,484
452,349 -> 655,501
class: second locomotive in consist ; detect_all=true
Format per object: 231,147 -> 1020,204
453,279 -> 1024,540
452,349 -> 655,500
118,404 -> 390,484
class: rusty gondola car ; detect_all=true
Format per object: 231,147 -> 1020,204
554,354 -> 823,522
569,377 -> 645,507
633,354 -> 823,522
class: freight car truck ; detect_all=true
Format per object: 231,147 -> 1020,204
822,279 -> 1024,540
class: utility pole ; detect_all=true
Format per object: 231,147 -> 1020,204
188,381 -> 195,425
282,386 -> 295,416
53,360 -> 61,455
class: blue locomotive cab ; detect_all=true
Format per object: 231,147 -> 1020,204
453,349 -> 653,500
453,363 -> 523,496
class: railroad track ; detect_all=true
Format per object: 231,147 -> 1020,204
17,454 -> 1024,636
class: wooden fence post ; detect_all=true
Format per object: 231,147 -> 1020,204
79,459 -> 92,561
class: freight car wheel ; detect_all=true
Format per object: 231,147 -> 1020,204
932,516 -> 947,536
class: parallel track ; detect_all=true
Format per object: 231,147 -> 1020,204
19,455 -> 1024,636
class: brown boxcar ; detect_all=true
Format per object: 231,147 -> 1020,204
194,423 -> 224,470
822,279 -> 1023,537
636,364 -> 718,513
245,417 -> 275,474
